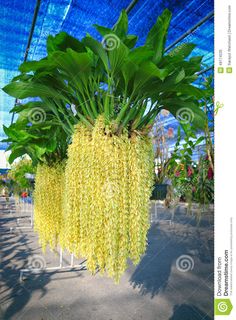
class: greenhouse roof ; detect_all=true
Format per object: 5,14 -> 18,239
0,0 -> 214,150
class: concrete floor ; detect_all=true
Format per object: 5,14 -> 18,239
0,198 -> 214,320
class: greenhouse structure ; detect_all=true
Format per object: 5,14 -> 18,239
0,0 -> 215,319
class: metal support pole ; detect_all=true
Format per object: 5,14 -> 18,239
59,248 -> 63,268
71,254 -> 74,267
10,198 -> 34,232
20,250 -> 86,282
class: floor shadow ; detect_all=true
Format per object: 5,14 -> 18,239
169,304 -> 213,320
129,225 -> 186,298
0,199 -> 55,319
129,218 -> 214,298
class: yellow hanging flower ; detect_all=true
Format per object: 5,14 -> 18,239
34,162 -> 65,251
63,116 -> 154,282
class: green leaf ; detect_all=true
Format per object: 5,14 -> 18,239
46,137 -> 57,152
172,84 -> 206,99
52,49 -> 93,86
3,125 -> 27,141
12,73 -> 33,82
121,61 -> 138,88
123,35 -> 138,49
3,81 -> 66,100
93,24 -> 112,37
195,136 -> 205,145
8,147 -> 27,164
136,108 -> 158,130
128,47 -> 154,65
133,61 -> 169,93
113,10 -> 128,39
94,23 -> 137,49
30,145 -> 47,159
189,56 -> 203,64
175,69 -> 185,83
109,41 -> 129,74
167,43 -> 196,60
19,58 -> 56,73
161,100 -> 207,129
10,101 -> 45,113
146,9 -> 172,64
47,32 -> 86,54
187,148 -> 193,155
83,36 -> 109,71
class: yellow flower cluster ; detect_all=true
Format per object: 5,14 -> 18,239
34,162 -> 65,251
62,116 -> 154,281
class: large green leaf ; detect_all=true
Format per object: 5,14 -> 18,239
3,125 -> 29,141
169,84 -> 206,99
146,9 -> 172,64
160,99 -> 207,129
113,10 -> 128,39
46,137 -> 57,152
109,41 -> 129,75
123,35 -> 138,49
121,61 -> 138,89
93,25 -> 112,37
8,147 -> 27,164
51,49 -> 93,87
83,36 -> 109,71
119,48 -> 154,88
133,61 -> 169,93
166,43 -> 196,60
47,32 -> 86,54
94,24 -> 137,49
3,81 -> 67,100
12,73 -> 33,82
10,101 -> 45,113
160,55 -> 202,75
19,58 -> 56,73
128,47 -> 154,65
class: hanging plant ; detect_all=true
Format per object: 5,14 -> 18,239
7,157 -> 35,194
3,9 -> 208,281
34,161 -> 65,251
61,116 -> 154,280
2,99 -> 72,251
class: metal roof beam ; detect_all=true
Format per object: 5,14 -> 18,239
24,0 -> 41,62
165,10 -> 214,52
11,0 -> 41,124
125,0 -> 139,14
197,65 -> 214,75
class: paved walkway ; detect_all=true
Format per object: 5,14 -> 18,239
0,198 -> 214,320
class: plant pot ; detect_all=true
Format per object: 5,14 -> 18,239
150,183 -> 168,200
